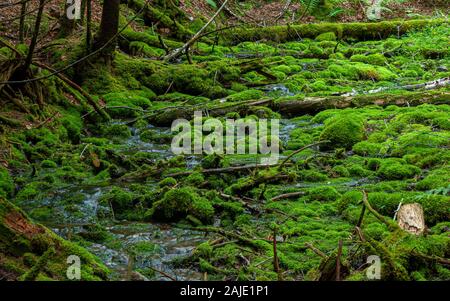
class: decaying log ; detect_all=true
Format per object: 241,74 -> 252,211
147,91 -> 449,126
221,19 -> 448,45
167,161 -> 280,177
274,91 -> 450,117
396,203 -> 426,235
342,77 -> 450,96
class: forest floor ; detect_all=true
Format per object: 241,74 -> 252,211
0,1 -> 449,281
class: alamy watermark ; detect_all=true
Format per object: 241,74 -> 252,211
171,111 -> 280,165
366,255 -> 381,280
66,255 -> 81,280
66,0 -> 82,20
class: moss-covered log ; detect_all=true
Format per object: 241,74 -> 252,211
0,197 -> 109,280
275,90 -> 450,116
221,19 -> 448,45
146,91 -> 450,126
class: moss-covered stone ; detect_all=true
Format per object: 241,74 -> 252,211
146,187 -> 214,223
320,114 -> 365,150
376,159 -> 421,180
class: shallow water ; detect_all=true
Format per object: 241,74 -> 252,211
42,119 -> 305,280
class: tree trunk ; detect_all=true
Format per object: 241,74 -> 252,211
93,0 -> 120,63
86,0 -> 92,51
18,0 -> 27,43
14,0 -> 45,80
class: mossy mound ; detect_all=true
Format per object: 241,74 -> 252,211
319,115 -> 365,150
376,159 -> 421,180
146,187 -> 214,224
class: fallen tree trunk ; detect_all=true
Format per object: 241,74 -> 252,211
147,90 -> 449,126
341,77 -> 450,96
221,19 -> 448,45
274,90 -> 450,116
166,161 -> 279,177
32,62 -> 111,121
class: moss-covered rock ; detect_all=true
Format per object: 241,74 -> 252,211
376,159 -> 421,180
320,115 -> 365,150
146,187 -> 214,224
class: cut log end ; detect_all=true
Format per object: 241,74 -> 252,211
397,203 -> 426,235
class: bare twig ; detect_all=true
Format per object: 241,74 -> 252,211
278,141 -> 329,170
271,191 -> 305,201
305,242 -> 327,258
164,0 -> 230,62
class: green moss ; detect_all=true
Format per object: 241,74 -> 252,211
195,242 -> 213,258
352,141 -> 387,157
140,129 -> 173,143
146,187 -> 214,223
129,41 -> 165,58
0,167 -> 14,198
350,53 -> 386,66
158,177 -> 177,188
330,165 -> 350,178
185,172 -> 205,186
307,186 -> 341,202
319,114 -> 365,150
41,160 -> 57,169
101,124 -> 131,140
60,112 -> 83,144
99,187 -> 134,214
377,159 -> 421,180
227,89 -> 264,102
416,168 -> 449,191
315,32 -> 337,41
297,170 -> 328,182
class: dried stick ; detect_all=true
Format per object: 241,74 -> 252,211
271,191 -> 305,201
305,242 -> 327,258
278,141 -> 329,171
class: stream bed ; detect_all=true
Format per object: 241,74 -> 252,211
39,120 -> 298,280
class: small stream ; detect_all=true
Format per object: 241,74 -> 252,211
39,120 -> 299,280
